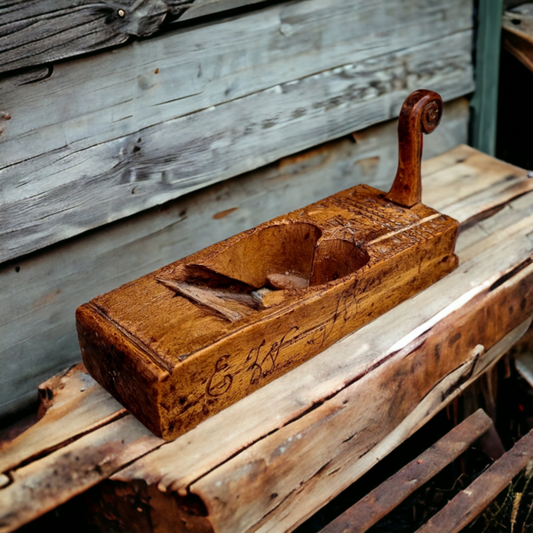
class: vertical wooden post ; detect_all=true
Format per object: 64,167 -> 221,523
470,0 -> 504,156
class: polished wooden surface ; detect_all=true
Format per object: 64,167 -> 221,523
77,91 -> 459,439
386,90 -> 443,207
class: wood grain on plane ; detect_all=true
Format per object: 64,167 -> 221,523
76,90 -> 459,440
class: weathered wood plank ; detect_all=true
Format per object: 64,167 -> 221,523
0,416 -> 163,533
1,148 -> 532,532
0,0 -> 268,75
503,4 -> 533,73
0,99 -> 469,419
0,364 -> 124,475
182,276 -> 533,533
0,0 -> 474,263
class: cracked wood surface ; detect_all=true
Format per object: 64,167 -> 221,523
1,148 -> 533,532
0,0 -> 267,75
0,0 -> 474,263
0,99 -> 469,421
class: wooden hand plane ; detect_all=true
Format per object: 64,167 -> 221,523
76,90 -> 459,440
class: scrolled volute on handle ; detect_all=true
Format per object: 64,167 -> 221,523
385,90 -> 443,208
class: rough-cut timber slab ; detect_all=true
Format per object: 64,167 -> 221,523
182,290 -> 533,533
0,0 -> 267,75
0,416 -> 163,533
1,148 -> 533,532
0,0 -> 474,263
503,4 -> 533,73
321,409 -> 494,533
417,429 -> 533,533
0,364 -> 124,476
0,99 -> 469,420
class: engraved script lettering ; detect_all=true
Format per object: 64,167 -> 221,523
206,355 -> 233,397
245,340 -> 266,385
246,327 -> 299,385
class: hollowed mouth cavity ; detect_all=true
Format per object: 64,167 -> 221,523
157,222 -> 369,320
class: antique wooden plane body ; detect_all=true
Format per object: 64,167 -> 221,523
77,90 -> 459,440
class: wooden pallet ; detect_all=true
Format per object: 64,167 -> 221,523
321,410 -> 533,533
1,146 -> 533,532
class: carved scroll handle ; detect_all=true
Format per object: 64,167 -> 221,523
385,90 -> 443,208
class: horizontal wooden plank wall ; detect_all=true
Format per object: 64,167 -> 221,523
0,0 -> 474,263
0,98 -> 468,419
0,0 -> 268,74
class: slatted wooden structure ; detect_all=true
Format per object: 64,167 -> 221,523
0,0 -> 475,420
503,3 -> 533,72
321,411 -> 533,533
2,147 -> 533,532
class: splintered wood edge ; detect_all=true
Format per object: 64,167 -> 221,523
0,417 -> 164,533
0,363 -> 127,474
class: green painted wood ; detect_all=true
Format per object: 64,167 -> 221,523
470,0 -> 504,156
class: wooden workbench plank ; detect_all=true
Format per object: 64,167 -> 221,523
183,265 -> 533,533
0,100 -> 468,420
0,416 -> 163,533
102,187 -> 533,528
0,364 -> 124,475
321,409 -> 494,533
83,325 -> 526,533
3,148 -> 531,532
423,148 -> 527,208
0,0 -> 473,263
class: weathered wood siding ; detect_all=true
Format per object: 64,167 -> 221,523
0,99 -> 469,418
0,0 -> 474,263
0,0 -> 268,74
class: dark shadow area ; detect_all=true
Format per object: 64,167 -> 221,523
496,49 -> 533,170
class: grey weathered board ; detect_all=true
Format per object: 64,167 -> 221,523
0,0 -> 474,263
0,99 -> 468,419
0,0 -> 268,74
